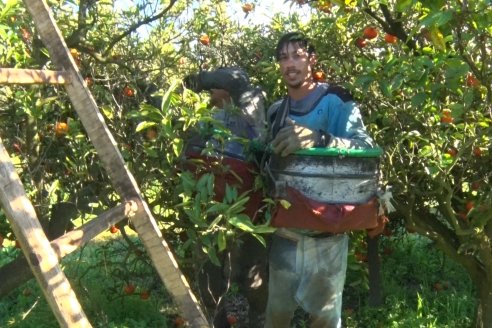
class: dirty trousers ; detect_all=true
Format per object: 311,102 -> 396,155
265,230 -> 348,328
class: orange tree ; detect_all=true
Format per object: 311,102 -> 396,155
1,0 -> 491,325
0,0 -> 276,306
277,0 -> 490,326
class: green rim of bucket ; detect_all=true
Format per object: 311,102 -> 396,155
249,141 -> 383,157
294,147 -> 383,157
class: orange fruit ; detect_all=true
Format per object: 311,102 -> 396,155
318,2 -> 331,13
446,146 -> 458,157
355,38 -> 367,49
384,33 -> 398,44
227,314 -> 238,325
70,48 -> 80,63
199,34 -> 210,46
123,86 -> 135,97
123,284 -> 135,295
363,26 -> 378,40
20,28 -> 31,40
466,73 -> 480,88
84,76 -> 93,87
242,3 -> 253,13
55,122 -> 69,137
174,317 -> 186,327
440,115 -> 453,124
140,290 -> 150,300
313,71 -> 325,81
146,128 -> 158,141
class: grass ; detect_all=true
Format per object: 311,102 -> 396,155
0,231 -> 476,327
343,233 -> 476,327
0,230 -> 179,328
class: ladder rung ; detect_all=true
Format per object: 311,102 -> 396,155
0,200 -> 139,297
0,68 -> 70,85
51,200 -> 139,258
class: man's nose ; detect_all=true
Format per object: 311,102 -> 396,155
283,56 -> 296,67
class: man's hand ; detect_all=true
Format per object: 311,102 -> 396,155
271,118 -> 317,156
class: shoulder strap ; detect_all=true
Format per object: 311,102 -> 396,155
270,97 -> 289,139
269,84 -> 353,139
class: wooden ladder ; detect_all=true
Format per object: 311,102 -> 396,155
0,0 -> 209,327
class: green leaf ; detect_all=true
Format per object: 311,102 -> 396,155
390,74 -> 405,92
279,199 -> 291,209
206,203 -> 230,214
252,224 -> 276,234
203,245 -> 221,266
101,105 -> 114,120
172,140 -> 183,157
444,59 -> 469,80
411,93 -> 427,108
463,90 -> 474,108
225,184 -> 238,204
180,171 -> 196,194
420,10 -> 453,28
226,195 -> 250,214
135,121 -> 157,132
208,214 -> 223,230
161,80 -> 179,113
396,0 -> 413,12
379,80 -> 392,98
354,75 -> 375,91
217,230 -> 226,252
250,233 -> 267,247
228,214 -> 255,232
197,173 -> 212,191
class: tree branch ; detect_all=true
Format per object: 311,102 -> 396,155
363,4 -> 418,53
396,193 -> 485,285
103,0 -> 179,56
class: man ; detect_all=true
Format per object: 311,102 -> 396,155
184,67 -> 266,160
184,67 -> 269,327
265,32 -> 375,328
184,67 -> 267,219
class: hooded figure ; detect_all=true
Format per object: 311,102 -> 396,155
184,67 -> 266,159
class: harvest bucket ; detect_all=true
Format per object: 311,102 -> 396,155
268,147 -> 383,204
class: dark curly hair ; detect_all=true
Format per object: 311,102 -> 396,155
274,32 -> 316,61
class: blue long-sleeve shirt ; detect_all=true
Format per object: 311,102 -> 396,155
267,83 -> 375,149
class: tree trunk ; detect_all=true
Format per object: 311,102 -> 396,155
22,1 -> 209,325
367,235 -> 383,307
475,282 -> 492,328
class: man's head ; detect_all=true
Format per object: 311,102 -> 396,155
275,32 -> 317,93
183,67 -> 251,106
274,32 -> 315,61
209,88 -> 232,108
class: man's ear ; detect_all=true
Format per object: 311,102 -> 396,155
309,53 -> 317,66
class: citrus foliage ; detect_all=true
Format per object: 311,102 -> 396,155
0,0 -> 491,324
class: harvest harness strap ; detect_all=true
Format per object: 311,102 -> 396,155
263,84 -> 344,195
270,84 -> 336,140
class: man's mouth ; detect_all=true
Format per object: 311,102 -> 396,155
286,70 -> 298,78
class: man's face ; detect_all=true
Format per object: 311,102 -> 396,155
278,42 -> 315,89
209,88 -> 232,108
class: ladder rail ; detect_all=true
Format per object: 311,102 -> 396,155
5,0 -> 211,326
0,139 -> 92,328
0,201 -> 137,297
0,68 -> 70,85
